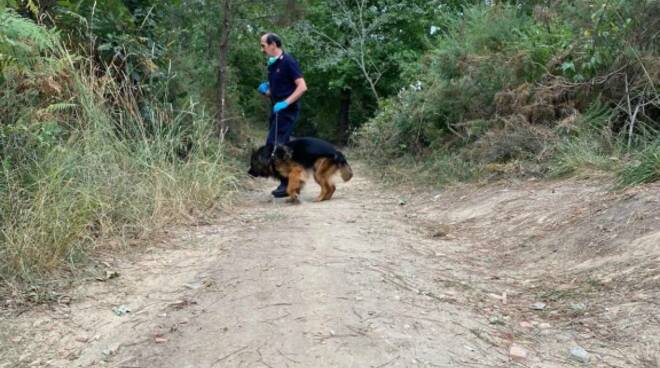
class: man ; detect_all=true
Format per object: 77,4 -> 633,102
258,32 -> 308,198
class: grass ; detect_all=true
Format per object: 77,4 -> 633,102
549,136 -> 622,178
617,140 -> 660,188
0,43 -> 239,297
354,150 -> 484,190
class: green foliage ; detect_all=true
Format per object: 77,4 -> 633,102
0,9 -> 59,79
548,102 -> 621,177
356,4 -> 566,158
549,136 -> 621,178
0,10 -> 238,292
51,0 -> 164,85
355,1 -> 659,186
617,140 -> 660,187
288,0 -> 441,142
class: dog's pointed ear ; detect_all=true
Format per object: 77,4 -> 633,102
274,145 -> 293,161
258,144 -> 273,159
282,145 -> 293,160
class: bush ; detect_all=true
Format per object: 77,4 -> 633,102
355,5 -> 569,157
354,1 -> 659,186
0,11 -> 237,294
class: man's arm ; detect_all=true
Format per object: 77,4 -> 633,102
284,78 -> 307,105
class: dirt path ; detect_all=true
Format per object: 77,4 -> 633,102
2,163 -> 659,367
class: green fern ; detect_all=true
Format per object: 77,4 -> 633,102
25,0 -> 40,18
42,103 -> 77,113
0,9 -> 60,73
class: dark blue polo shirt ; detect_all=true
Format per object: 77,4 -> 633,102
268,53 -> 303,102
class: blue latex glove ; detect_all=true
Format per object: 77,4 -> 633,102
273,100 -> 289,113
258,82 -> 269,94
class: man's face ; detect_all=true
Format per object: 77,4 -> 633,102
260,35 -> 278,57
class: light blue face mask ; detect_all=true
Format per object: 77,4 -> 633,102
267,56 -> 277,66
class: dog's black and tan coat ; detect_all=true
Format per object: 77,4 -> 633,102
248,137 -> 353,202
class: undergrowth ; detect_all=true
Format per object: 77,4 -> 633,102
0,10 -> 238,299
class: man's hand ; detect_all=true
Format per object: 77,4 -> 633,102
273,101 -> 289,113
258,82 -> 269,95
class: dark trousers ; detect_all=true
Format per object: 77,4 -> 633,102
266,103 -> 299,146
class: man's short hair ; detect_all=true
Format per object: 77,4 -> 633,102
264,33 -> 282,48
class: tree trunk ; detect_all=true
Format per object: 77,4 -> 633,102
217,0 -> 231,137
337,88 -> 351,144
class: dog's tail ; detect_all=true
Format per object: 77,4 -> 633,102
334,151 -> 353,182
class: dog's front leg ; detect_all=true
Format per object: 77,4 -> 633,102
286,166 -> 305,204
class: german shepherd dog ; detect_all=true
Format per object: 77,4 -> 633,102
248,137 -> 353,202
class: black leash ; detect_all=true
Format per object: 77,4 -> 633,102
271,112 -> 279,158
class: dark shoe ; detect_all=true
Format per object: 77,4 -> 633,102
271,180 -> 289,198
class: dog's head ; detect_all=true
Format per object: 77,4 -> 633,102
247,144 -> 274,178
247,144 -> 294,178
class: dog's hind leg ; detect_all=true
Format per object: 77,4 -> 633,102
313,159 -> 327,202
313,173 -> 328,202
286,166 -> 305,203
322,165 -> 338,200
313,159 -> 338,201
323,183 -> 336,200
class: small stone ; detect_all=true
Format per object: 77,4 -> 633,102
432,224 -> 452,238
112,304 -> 130,316
432,230 -> 448,238
519,321 -> 533,329
557,333 -> 572,342
183,281 -> 203,290
539,322 -> 551,329
509,344 -> 528,361
102,343 -> 120,357
75,335 -> 89,343
489,316 -> 505,325
571,303 -> 587,311
530,302 -> 546,310
570,346 -> 590,363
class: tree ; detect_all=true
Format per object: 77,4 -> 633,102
299,0 -> 387,101
217,0 -> 232,137
290,0 -> 439,142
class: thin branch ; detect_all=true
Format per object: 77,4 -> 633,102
212,346 -> 249,367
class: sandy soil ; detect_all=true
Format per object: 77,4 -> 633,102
1,164 -> 658,368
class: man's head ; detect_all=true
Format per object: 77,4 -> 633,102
260,33 -> 282,57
